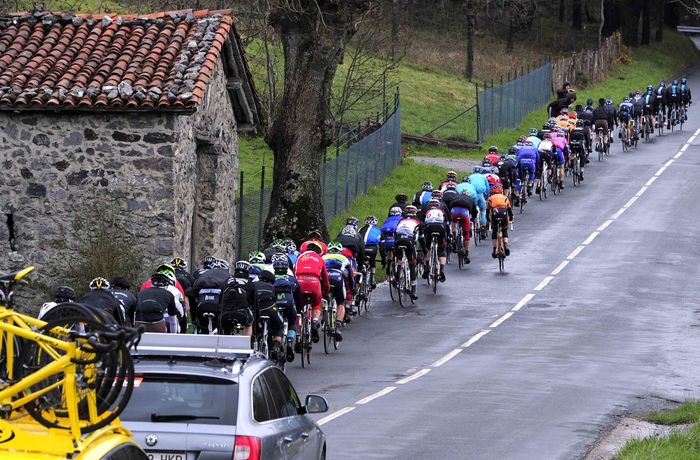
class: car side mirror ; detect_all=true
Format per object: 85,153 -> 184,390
304,395 -> 329,414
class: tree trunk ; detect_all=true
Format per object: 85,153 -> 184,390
656,0 -> 664,42
559,0 -> 565,22
620,0 -> 642,47
640,0 -> 651,45
466,0 -> 475,80
584,0 -> 594,22
507,16 -> 514,53
572,0 -> 583,29
264,1 -> 369,244
391,0 -> 400,62
601,0 -> 618,38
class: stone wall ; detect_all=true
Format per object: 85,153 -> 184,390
0,56 -> 239,304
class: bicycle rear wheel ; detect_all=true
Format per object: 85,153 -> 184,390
498,254 -> 505,273
322,307 -> 331,354
388,260 -> 397,302
430,245 -> 438,294
397,263 -> 406,308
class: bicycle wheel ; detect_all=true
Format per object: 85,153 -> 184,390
397,263 -> 406,308
300,309 -> 309,368
388,260 -> 396,302
498,253 -> 505,273
322,306 -> 331,355
456,228 -> 464,270
431,244 -> 438,295
363,281 -> 372,313
519,189 -> 525,214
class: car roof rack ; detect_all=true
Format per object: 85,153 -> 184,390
132,333 -> 254,360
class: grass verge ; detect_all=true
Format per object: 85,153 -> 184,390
616,401 -> 700,459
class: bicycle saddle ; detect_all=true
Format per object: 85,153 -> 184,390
0,266 -> 34,282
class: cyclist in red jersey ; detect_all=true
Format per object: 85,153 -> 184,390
483,145 -> 501,166
299,230 -> 328,255
294,241 -> 330,343
438,170 -> 459,190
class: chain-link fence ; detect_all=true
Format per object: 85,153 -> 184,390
236,90 -> 401,258
478,62 -> 552,140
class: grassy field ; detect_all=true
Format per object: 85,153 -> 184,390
616,401 -> 700,459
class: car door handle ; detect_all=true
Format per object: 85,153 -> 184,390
301,432 -> 310,439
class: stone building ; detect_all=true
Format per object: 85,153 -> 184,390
0,10 -> 259,297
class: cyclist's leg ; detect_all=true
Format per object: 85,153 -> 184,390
436,225 -> 447,281
490,216 -> 499,258
365,245 -> 378,288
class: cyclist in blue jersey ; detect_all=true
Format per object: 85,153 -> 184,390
667,79 -> 682,127
323,242 -> 354,339
527,128 -> 541,149
412,181 -> 434,207
643,85 -> 656,132
655,81 -> 667,127
359,216 -> 382,289
283,239 -> 299,267
456,175 -> 478,199
618,97 -> 634,146
468,168 -> 490,236
380,207 -> 403,276
680,77 -> 692,118
516,140 -> 539,197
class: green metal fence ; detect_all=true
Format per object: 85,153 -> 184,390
236,89 -> 401,258
478,63 -> 552,140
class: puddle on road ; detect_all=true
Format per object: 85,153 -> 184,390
526,302 -> 567,310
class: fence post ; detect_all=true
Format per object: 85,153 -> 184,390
333,140 -> 340,215
475,83 -> 480,142
237,170 -> 244,260
344,142 -> 351,210
257,166 -> 265,249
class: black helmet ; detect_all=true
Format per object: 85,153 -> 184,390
586,98 -> 593,106
110,276 -> 131,290
202,255 -> 216,269
53,285 -> 76,302
394,193 -> 407,203
259,270 -> 276,283
234,260 -> 252,276
150,273 -> 171,287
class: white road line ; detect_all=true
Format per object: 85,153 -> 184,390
462,330 -> 490,348
611,207 -> 626,219
624,196 -> 638,208
645,176 -> 657,187
551,260 -> 569,275
655,166 -> 667,176
674,152 -> 683,159
355,387 -> 397,405
694,128 -> 700,136
635,186 -> 648,197
534,276 -> 554,291
489,311 -> 514,328
567,245 -> 585,260
396,368 -> 431,385
513,293 -> 536,310
582,231 -> 600,245
597,220 -> 614,231
317,406 -> 356,426
431,349 -> 462,367
664,159 -> 674,167
681,144 -> 689,152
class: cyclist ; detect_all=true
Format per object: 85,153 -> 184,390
497,152 -> 517,199
189,258 -> 231,334
487,183 -> 514,259
272,254 -> 301,361
252,270 -> 285,360
134,272 -> 178,332
680,77 -> 692,118
323,241 -> 354,340
631,91 -> 644,137
359,216 -> 381,289
413,181 -> 434,207
389,193 -> 409,214
576,104 -> 594,153
655,81 -> 667,128
442,181 -> 459,208
593,98 -> 610,151
294,241 -> 330,343
284,239 -> 300,266
449,189 -> 477,264
643,85 -> 656,132
516,140 -> 538,197
421,198 -> 448,283
109,277 -> 137,326
299,230 -> 328,255
667,79 -> 681,127
335,216 -> 366,270
536,133 -> 554,193
143,263 -> 185,332
468,168 -> 490,238
171,257 -> 195,321
483,146 -> 501,166
81,277 -> 124,325
38,285 -> 76,320
219,261 -> 255,336
569,120 -> 587,180
526,129 -> 541,149
618,97 -> 634,146
263,239 -> 287,263
394,205 -> 421,300
605,99 -> 617,142
439,171 -> 459,190
249,251 -> 269,281
380,206 -> 404,275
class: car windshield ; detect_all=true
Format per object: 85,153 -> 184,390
121,374 -> 238,425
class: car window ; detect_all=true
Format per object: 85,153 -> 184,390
120,374 -> 238,425
252,375 -> 273,422
265,368 -> 301,419
101,444 -> 149,460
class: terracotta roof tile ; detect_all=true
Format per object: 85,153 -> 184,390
0,9 -> 236,111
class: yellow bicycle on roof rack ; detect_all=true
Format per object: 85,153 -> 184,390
0,266 -> 144,459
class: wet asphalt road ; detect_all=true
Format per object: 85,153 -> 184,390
286,69 -> 700,459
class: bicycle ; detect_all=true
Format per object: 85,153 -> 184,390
595,128 -> 605,162
297,294 -> 313,368
620,122 -> 629,152
454,223 -> 466,270
356,265 -> 372,314
516,177 -> 528,214
322,296 -> 340,354
427,232 -> 440,294
256,314 -> 285,371
657,108 -> 665,136
395,245 -> 414,308
680,104 -> 687,130
386,249 -> 398,302
670,105 -> 678,132
494,222 -> 510,274
0,267 -> 141,442
539,160 -> 549,201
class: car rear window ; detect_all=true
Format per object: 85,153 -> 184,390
121,374 -> 238,425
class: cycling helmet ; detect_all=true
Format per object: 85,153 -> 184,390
428,198 -> 440,207
307,229 -> 323,240
110,276 -> 131,290
249,251 -> 265,264
529,128 -> 538,136
445,181 -> 457,190
202,255 -> 216,269
156,263 -> 175,276
471,166 -> 483,174
542,123 -> 550,130
462,175 -> 470,182
431,189 -> 443,198
283,239 -> 297,254
389,206 -> 402,216
508,146 -> 518,155
446,171 -> 457,181
271,253 -> 289,271
524,140 -> 533,147
586,98 -> 593,106
560,108 -> 568,114
673,79 -> 679,85
394,193 -> 408,203
365,215 -> 378,226
682,77 -> 687,84
53,285 -> 76,301
306,241 -> 324,254
404,205 -> 417,217
171,257 -> 187,270
623,96 -> 631,102
234,260 -> 252,275
341,226 -> 357,237
659,80 -> 666,87
89,277 -> 110,290
482,159 -> 492,167
210,258 -> 229,270
576,119 -> 584,127
490,184 -> 504,195
150,273 -> 170,287
647,85 -> 654,92
346,216 -> 359,229
271,239 -> 286,252
421,181 -> 433,191
259,269 -> 275,283
606,99 -> 613,105
328,241 -> 343,253
488,145 -> 498,153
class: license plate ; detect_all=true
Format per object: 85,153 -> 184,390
147,452 -> 186,460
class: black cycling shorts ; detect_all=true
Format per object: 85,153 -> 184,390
365,245 -> 379,269
424,223 -> 446,258
491,208 -> 509,240
395,236 -> 417,264
220,307 -> 254,333
328,270 -> 346,305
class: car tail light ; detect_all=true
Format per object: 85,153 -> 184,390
233,435 -> 261,460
